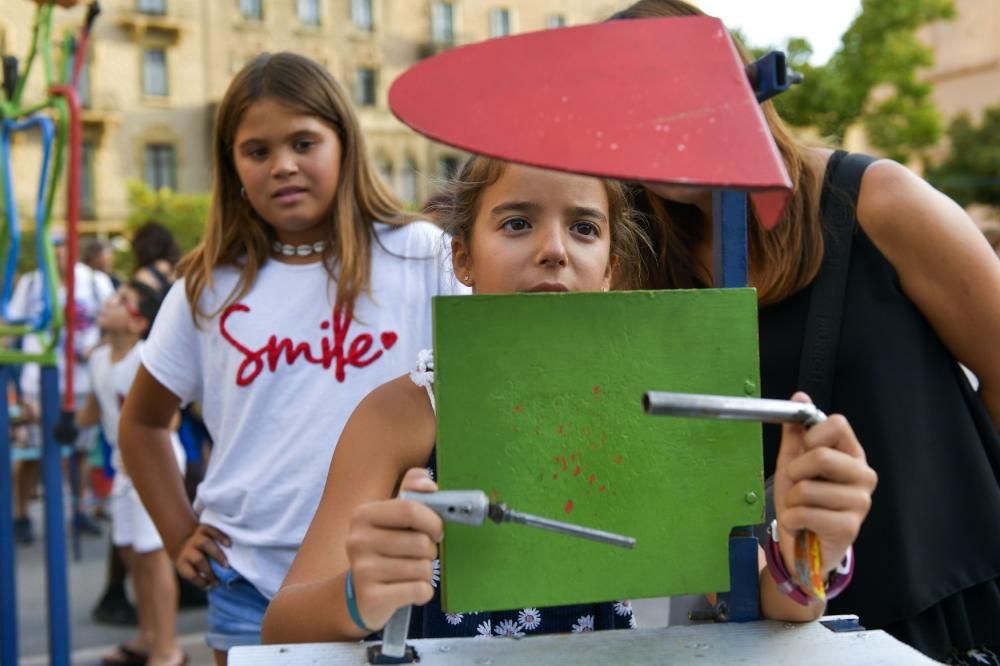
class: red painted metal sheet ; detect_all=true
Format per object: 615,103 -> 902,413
389,16 -> 791,229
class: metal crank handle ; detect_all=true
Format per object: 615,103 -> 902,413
398,490 -> 490,525
642,392 -> 827,428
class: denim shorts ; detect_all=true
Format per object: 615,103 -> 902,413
205,560 -> 269,652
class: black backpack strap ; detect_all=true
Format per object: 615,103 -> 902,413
797,150 -> 878,412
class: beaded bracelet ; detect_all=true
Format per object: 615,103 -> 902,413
764,520 -> 854,606
344,570 -> 374,633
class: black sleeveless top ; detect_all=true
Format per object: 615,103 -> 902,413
759,152 -> 1000,658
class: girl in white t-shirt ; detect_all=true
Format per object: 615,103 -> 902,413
260,157 -> 878,644
119,52 -> 464,662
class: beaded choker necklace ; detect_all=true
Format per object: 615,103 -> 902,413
272,240 -> 327,257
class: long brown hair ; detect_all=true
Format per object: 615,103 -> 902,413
614,0 -> 825,304
178,52 -> 414,322
435,155 -> 649,289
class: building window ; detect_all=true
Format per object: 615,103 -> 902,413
545,14 -> 566,29
354,68 -> 377,107
400,157 -> 418,205
298,0 -> 320,26
431,2 -> 454,45
142,48 -> 168,97
78,55 -> 92,108
489,8 -> 510,37
352,0 -> 373,30
376,157 -> 394,189
144,144 -> 177,191
81,140 -> 97,220
137,0 -> 166,15
437,155 -> 460,180
240,0 -> 263,21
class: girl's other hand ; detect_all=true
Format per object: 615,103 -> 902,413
773,393 -> 878,579
174,523 -> 232,589
345,468 -> 442,631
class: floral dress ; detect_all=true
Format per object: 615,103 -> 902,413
406,351 -> 635,639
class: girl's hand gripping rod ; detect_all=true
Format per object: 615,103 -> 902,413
374,491 -> 635,662
642,391 -> 829,603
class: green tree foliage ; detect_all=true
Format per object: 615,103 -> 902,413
768,0 -> 955,161
119,180 -> 209,273
925,107 -> 1000,207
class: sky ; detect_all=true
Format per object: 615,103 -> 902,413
695,1 -> 863,64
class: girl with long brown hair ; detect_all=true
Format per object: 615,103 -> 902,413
118,52 -> 465,663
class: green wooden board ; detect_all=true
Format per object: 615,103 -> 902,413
433,289 -> 764,613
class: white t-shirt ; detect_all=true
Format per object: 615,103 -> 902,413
9,262 -> 115,397
90,343 -> 142,447
141,221 -> 467,598
91,340 -> 185,497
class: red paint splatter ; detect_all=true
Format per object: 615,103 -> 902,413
593,385 -> 601,399
560,456 -> 568,471
512,405 -> 524,414
590,442 -> 597,450
511,426 -> 518,433
614,455 -> 623,465
588,474 -> 596,485
570,453 -> 577,462
573,465 -> 581,476
599,484 -> 607,493
552,473 -> 559,480
565,499 -> 574,513
557,425 -> 565,435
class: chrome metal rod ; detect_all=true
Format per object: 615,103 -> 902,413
492,505 -> 636,549
642,392 -> 827,428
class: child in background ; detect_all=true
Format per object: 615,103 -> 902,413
261,157 -> 878,643
119,52 -> 465,664
77,280 -> 186,666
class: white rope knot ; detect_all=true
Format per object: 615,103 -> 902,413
409,349 -> 436,412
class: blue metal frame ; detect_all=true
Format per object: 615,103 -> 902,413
1,114 -> 56,330
711,190 -> 749,289
0,367 -> 18,666
40,365 -> 71,666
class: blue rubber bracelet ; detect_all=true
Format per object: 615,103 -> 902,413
345,570 -> 374,633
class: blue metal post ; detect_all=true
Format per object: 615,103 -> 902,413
711,188 -> 760,621
0,366 -> 18,665
712,190 -> 749,289
40,365 -> 70,666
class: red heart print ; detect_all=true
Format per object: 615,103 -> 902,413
380,331 -> 398,350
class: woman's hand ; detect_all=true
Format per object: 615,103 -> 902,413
773,393 -> 878,580
174,524 -> 232,589
345,468 -> 442,631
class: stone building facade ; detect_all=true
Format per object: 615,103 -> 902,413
1,0 -> 620,235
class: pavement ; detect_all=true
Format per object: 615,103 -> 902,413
11,495 -> 673,665
12,499 -> 214,665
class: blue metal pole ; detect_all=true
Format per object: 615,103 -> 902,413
40,364 -> 70,666
711,190 -> 749,289
0,366 -> 19,665
711,188 -> 760,621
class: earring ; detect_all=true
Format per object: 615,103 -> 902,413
240,186 -> 247,199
